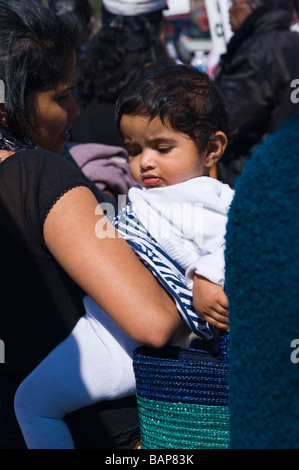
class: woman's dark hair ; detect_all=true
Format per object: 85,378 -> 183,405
50,0 -> 94,46
51,0 -> 94,25
76,7 -> 174,104
0,0 -> 80,138
115,64 -> 234,150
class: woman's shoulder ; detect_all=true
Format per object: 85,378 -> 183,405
0,148 -> 92,247
9,147 -> 76,166
0,147 -> 92,217
1,147 -> 89,183
1,147 -> 67,169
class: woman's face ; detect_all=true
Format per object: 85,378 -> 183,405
28,52 -> 80,154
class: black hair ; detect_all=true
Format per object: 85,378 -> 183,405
115,64 -> 235,150
248,0 -> 298,20
253,0 -> 297,10
50,0 -> 94,45
0,0 -> 80,139
51,0 -> 94,25
76,7 -> 174,104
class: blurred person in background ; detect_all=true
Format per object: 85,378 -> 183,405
49,0 -> 95,53
71,0 -> 175,147
214,0 -> 299,187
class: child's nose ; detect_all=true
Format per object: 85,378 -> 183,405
140,151 -> 156,169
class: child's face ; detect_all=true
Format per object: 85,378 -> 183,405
120,114 -> 210,188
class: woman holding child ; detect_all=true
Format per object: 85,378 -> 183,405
0,0 -> 231,449
0,0 -> 187,448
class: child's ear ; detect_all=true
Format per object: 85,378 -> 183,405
204,131 -> 228,169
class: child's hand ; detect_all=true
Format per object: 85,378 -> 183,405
193,275 -> 229,331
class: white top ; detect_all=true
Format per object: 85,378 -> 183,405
128,176 -> 234,288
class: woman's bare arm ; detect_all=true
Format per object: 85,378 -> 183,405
44,186 -> 188,347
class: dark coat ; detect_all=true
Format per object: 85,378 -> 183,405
214,6 -> 299,187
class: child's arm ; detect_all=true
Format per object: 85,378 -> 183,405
193,274 -> 229,331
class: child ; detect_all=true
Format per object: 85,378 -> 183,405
14,64 -> 234,449
114,64 -> 234,332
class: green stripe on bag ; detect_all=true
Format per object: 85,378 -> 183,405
137,395 -> 229,449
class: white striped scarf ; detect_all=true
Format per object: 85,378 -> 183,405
112,204 -> 213,339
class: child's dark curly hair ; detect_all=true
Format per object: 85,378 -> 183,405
116,64 -> 235,151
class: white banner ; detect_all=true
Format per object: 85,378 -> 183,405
164,0 -> 191,16
205,0 -> 232,54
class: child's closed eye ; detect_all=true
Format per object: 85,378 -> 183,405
157,146 -> 172,154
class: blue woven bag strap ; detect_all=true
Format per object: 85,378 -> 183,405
219,331 -> 229,357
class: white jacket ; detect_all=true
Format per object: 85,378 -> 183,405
128,176 -> 234,288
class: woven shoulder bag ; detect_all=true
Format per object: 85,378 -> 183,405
133,333 -> 229,449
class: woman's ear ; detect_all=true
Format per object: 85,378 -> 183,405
204,131 -> 228,169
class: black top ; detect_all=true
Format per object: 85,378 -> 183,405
0,149 -> 92,445
0,149 -> 140,449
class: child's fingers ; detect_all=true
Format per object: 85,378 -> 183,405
215,303 -> 229,316
206,301 -> 229,317
201,309 -> 229,329
206,317 -> 229,331
217,292 -> 229,310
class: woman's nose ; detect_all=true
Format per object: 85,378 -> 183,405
69,96 -> 80,119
